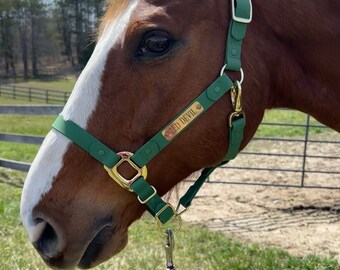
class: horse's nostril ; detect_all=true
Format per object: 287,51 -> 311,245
33,219 -> 60,259
28,219 -> 47,243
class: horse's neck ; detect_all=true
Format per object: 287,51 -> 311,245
254,0 -> 340,132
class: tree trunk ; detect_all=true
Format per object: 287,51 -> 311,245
31,6 -> 38,77
19,18 -> 29,78
60,3 -> 74,65
75,0 -> 83,64
2,12 -> 16,77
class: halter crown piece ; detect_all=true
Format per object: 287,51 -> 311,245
52,0 -> 252,232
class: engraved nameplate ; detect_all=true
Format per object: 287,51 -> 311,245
162,101 -> 204,141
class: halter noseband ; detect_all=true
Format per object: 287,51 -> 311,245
52,0 -> 252,232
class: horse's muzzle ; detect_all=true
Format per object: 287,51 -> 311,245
31,215 -> 116,269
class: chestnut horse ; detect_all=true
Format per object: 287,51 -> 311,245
20,0 -> 340,268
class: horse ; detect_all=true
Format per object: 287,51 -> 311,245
20,0 -> 340,268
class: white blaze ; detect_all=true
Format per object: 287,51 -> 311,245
20,0 -> 138,242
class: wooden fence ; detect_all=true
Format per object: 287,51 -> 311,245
1,105 -> 339,189
0,106 -> 63,171
0,84 -> 70,104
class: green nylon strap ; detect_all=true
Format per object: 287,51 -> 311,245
177,0 -> 251,211
51,79 -> 245,225
52,117 -> 121,168
51,0 -> 251,226
51,74 -> 233,225
178,117 -> 245,210
132,74 -> 233,168
52,117 -> 175,224
51,120 -> 174,224
224,117 -> 246,160
130,177 -> 174,224
179,166 -> 220,208
225,0 -> 252,71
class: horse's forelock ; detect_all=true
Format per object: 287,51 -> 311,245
97,0 -> 132,39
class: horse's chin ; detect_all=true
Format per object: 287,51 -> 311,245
77,227 -> 128,269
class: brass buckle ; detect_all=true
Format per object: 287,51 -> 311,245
231,0 -> 253,24
104,152 -> 147,192
156,204 -> 183,235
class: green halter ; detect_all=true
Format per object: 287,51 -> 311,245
52,0 -> 252,231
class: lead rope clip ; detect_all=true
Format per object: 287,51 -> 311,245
229,80 -> 245,127
165,229 -> 176,270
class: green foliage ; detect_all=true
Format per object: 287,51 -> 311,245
0,0 -> 105,77
79,39 -> 96,67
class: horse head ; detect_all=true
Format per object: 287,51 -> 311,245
20,0 -> 340,268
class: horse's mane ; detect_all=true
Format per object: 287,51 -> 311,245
97,0 -> 131,38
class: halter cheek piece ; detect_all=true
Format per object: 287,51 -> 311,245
52,0 -> 252,232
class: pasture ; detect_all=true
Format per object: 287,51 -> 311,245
1,176 -> 340,270
0,77 -> 75,92
0,80 -> 339,269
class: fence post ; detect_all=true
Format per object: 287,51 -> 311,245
28,88 -> 32,102
46,90 -> 49,104
64,92 -> 68,104
301,114 -> 310,187
13,86 -> 16,99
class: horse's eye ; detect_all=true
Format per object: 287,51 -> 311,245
139,33 -> 173,57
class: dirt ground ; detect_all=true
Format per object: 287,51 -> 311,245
170,135 -> 340,261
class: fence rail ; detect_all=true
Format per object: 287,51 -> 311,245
204,113 -> 340,189
1,105 -> 339,189
0,105 -> 63,115
0,158 -> 31,172
0,84 -> 70,104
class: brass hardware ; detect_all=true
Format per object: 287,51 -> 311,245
230,81 -> 243,113
104,152 -> 147,192
229,81 -> 245,127
137,186 -> 157,204
229,111 -> 246,127
156,204 -> 183,235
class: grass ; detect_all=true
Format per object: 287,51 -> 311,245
0,176 -> 339,270
0,77 -> 76,92
0,96 -> 47,105
0,112 -> 55,162
0,115 -> 54,135
0,76 -> 332,142
0,78 -> 339,269
0,101 -> 335,163
256,110 -> 325,138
